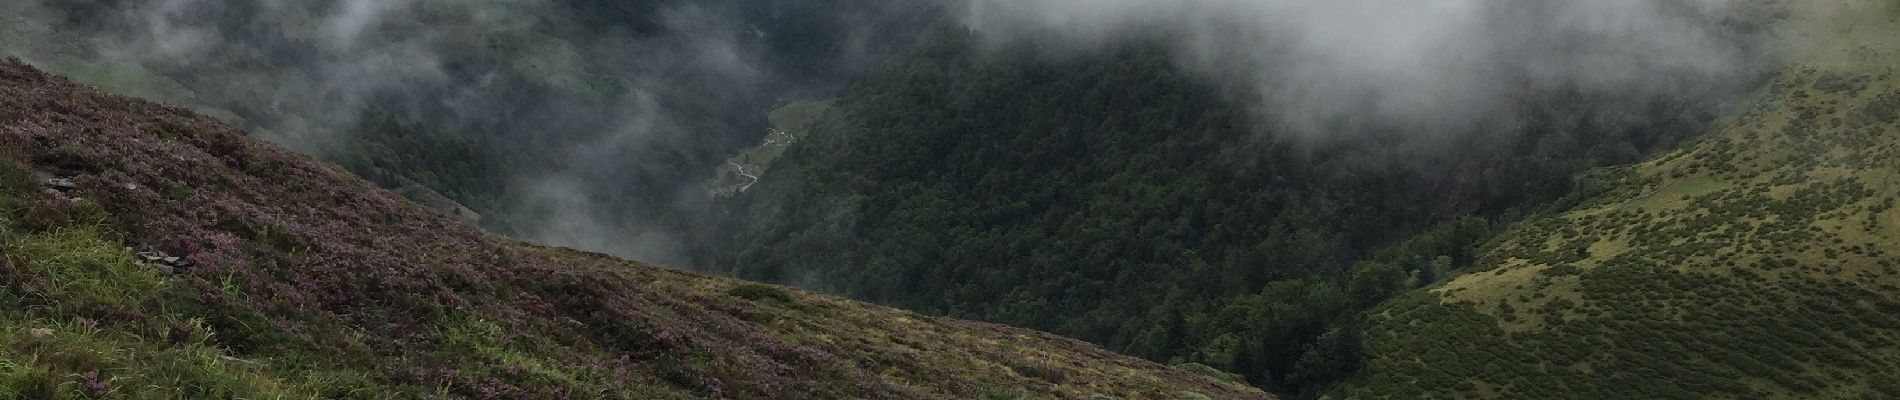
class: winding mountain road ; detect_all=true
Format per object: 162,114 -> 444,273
728,160 -> 759,192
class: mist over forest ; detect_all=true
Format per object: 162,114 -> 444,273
2,0 -> 1766,262
967,0 -> 1770,140
5,0 -> 1893,398
3,0 -> 951,264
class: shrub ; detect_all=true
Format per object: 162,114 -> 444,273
727,283 -> 796,303
1003,358 -> 1067,384
1172,362 -> 1247,385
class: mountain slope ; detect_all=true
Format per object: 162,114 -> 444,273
720,22 -> 1749,395
0,0 -> 950,265
0,59 -> 1268,399
1343,3 -> 1900,398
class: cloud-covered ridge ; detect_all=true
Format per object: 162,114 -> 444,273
966,0 -> 1771,139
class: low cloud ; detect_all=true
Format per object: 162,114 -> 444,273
965,0 -> 1772,140
8,0 -> 784,263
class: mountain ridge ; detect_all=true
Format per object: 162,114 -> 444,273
1341,3 -> 1900,397
0,58 -> 1268,399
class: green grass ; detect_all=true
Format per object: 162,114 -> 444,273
1342,7 -> 1900,396
0,227 -> 358,399
10,228 -> 163,311
0,155 -> 380,398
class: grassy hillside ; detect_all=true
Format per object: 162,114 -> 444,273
1343,2 -> 1900,398
0,59 -> 1267,399
720,20 -> 1753,396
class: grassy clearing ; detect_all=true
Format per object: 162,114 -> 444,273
708,99 -> 838,197
768,99 -> 837,134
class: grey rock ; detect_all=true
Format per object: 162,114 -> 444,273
42,177 -> 75,191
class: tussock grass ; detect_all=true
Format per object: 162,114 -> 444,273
0,226 -> 350,399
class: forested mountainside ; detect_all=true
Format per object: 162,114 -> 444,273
0,0 -> 948,263
0,59 -> 1267,399
719,21 -> 1761,396
1343,3 -> 1900,398
10,0 -> 1890,399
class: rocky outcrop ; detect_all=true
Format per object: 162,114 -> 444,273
132,249 -> 191,274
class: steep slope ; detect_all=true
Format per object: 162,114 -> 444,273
721,22 -> 1751,395
1344,3 -> 1900,398
0,0 -> 949,264
0,59 -> 1268,399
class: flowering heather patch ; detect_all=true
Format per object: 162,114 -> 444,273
0,58 -> 1270,399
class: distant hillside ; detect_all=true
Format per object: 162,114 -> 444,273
0,59 -> 1268,399
719,21 -> 1751,396
1342,3 -> 1900,398
0,0 -> 950,264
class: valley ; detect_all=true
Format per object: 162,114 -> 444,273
0,59 -> 1268,399
708,100 -> 834,198
2,0 -> 1896,399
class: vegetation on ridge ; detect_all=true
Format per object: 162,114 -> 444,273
0,59 -> 1267,399
719,25 -> 1752,396
1341,3 -> 1900,397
